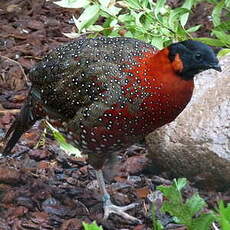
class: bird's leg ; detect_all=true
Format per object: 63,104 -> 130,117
95,169 -> 141,224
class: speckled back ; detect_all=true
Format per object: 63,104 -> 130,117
29,37 -> 156,119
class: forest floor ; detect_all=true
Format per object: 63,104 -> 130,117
0,0 -> 229,229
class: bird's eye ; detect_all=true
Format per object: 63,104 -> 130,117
194,52 -> 202,61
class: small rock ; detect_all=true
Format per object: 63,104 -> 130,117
29,149 -> 52,160
122,155 -> 148,175
27,20 -> 44,30
16,196 -> 34,210
31,212 -> 49,224
0,166 -> 21,184
8,206 -> 28,218
60,218 -> 82,230
42,197 -> 76,218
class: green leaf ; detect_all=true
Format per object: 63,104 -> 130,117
226,0 -> 230,8
124,31 -> 134,38
214,21 -> 230,33
123,0 -> 141,9
180,0 -> 195,27
215,201 -> 230,230
217,48 -> 230,58
108,29 -> 120,37
100,5 -> 122,16
191,213 -> 216,230
98,0 -> 111,8
54,0 -> 90,8
168,8 -> 190,31
186,24 -> 201,33
118,14 -> 133,23
82,221 -> 103,230
87,25 -> 104,32
142,0 -> 153,10
152,204 -> 164,230
174,178 -> 187,191
109,18 -> 119,27
150,37 -> 165,49
185,193 -> 206,217
154,0 -> 167,20
46,121 -> 82,157
133,11 -> 146,27
212,30 -> 230,46
212,0 -> 225,27
194,37 -> 226,47
73,5 -> 100,32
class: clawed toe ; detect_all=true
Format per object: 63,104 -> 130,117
103,197 -> 141,224
96,170 -> 141,224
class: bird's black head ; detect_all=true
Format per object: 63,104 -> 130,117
168,40 -> 221,80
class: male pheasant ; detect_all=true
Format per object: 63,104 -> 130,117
3,37 -> 221,223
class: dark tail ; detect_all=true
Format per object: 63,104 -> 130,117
3,92 -> 41,154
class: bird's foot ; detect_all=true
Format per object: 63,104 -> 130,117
102,194 -> 141,224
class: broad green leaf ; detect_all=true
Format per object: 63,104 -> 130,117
157,178 -> 216,229
142,0 -> 153,10
87,25 -> 104,32
134,11 -> 146,27
118,14 -> 133,22
54,0 -> 90,8
102,17 -> 120,34
123,0 -> 141,9
176,25 -> 189,40
144,12 -> 155,27
212,0 -> 225,27
46,121 -> 82,157
217,48 -> 230,57
212,30 -> 230,45
186,24 -> 201,33
108,30 -> 120,37
98,0 -> 111,8
174,178 -> 187,191
100,5 -> 122,16
214,21 -> 230,33
185,193 -> 206,217
191,213 -> 216,230
206,0 -> 218,4
124,31 -> 134,38
82,221 -> 103,230
154,0 -> 167,20
216,201 -> 230,230
152,204 -> 164,230
168,8 -> 190,31
150,37 -> 165,49
226,0 -> 230,8
109,18 -> 118,27
180,0 -> 195,27
73,5 -> 100,32
194,37 -> 225,47
133,31 -> 148,40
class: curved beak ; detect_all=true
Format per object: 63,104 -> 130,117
211,63 -> 222,72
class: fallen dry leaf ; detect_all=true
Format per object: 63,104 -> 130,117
135,186 -> 150,199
